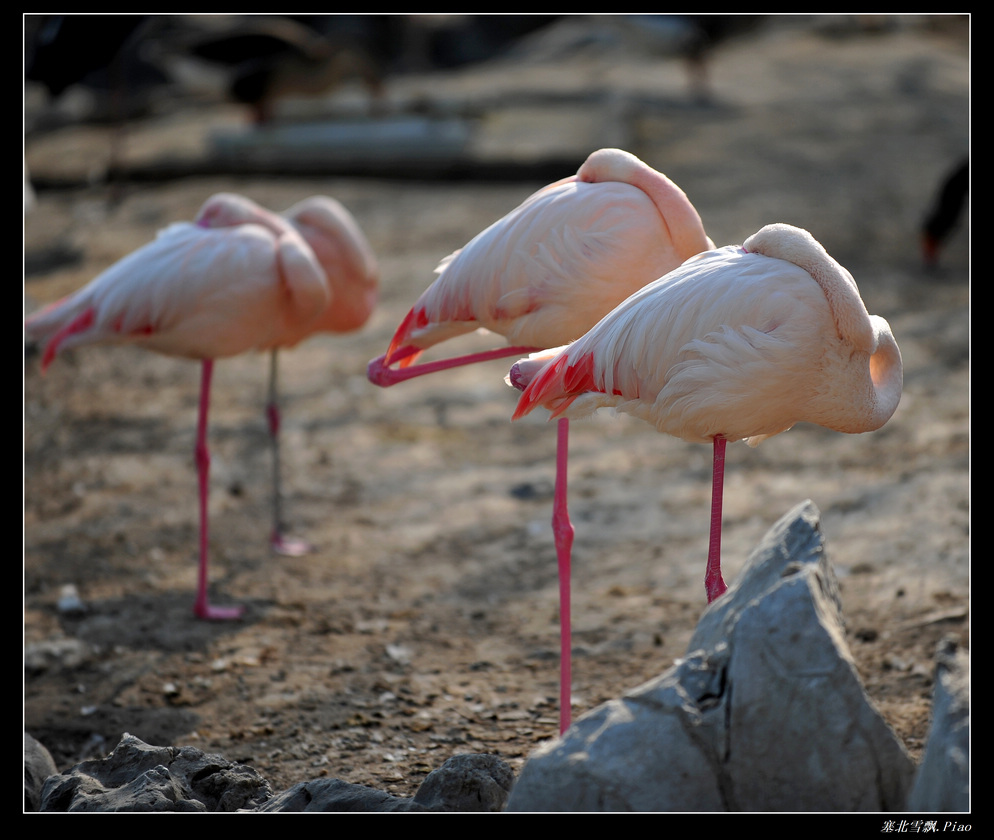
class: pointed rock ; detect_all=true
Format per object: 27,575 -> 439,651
506,500 -> 915,811
907,637 -> 970,811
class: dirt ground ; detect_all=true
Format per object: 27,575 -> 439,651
24,16 -> 969,803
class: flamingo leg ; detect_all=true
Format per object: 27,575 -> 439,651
193,360 -> 245,620
705,435 -> 728,603
370,341 -> 575,730
552,417 -> 574,735
267,350 -> 313,557
367,345 -> 540,387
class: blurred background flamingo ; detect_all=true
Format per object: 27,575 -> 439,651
24,192 -> 378,620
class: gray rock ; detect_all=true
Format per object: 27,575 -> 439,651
24,637 -> 90,674
259,778 -> 427,812
261,753 -> 514,812
907,637 -> 970,811
34,730 -> 515,812
39,732 -> 272,812
24,732 -> 59,811
413,753 -> 515,811
506,500 -> 916,811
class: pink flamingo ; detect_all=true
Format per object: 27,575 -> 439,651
510,223 -> 903,611
368,148 -> 713,732
25,192 -> 378,620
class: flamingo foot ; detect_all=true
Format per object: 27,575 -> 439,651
193,597 -> 245,621
271,530 -> 315,557
368,345 -> 542,388
705,575 -> 727,604
366,353 -> 406,386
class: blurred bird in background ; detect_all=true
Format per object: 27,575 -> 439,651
921,157 -> 969,270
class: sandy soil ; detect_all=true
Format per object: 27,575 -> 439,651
24,16 -> 969,802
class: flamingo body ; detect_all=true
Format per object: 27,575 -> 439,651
27,193 -> 376,367
511,223 -> 902,606
374,147 -> 713,378
25,192 -> 378,618
512,224 -> 902,442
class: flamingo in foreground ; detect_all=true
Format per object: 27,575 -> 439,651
509,222 -> 903,613
25,192 -> 378,620
368,148 -> 713,732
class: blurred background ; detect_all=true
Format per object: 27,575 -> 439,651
24,15 -> 969,794
25,14 -> 970,283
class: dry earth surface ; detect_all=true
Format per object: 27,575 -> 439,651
24,15 -> 969,804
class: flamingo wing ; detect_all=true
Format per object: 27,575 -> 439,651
512,241 -> 875,445
386,178 -> 698,366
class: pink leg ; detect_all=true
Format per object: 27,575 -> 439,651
370,339 -> 575,726
367,345 -> 540,387
705,435 -> 728,603
193,360 -> 244,620
552,418 -> 574,734
266,350 -> 313,557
